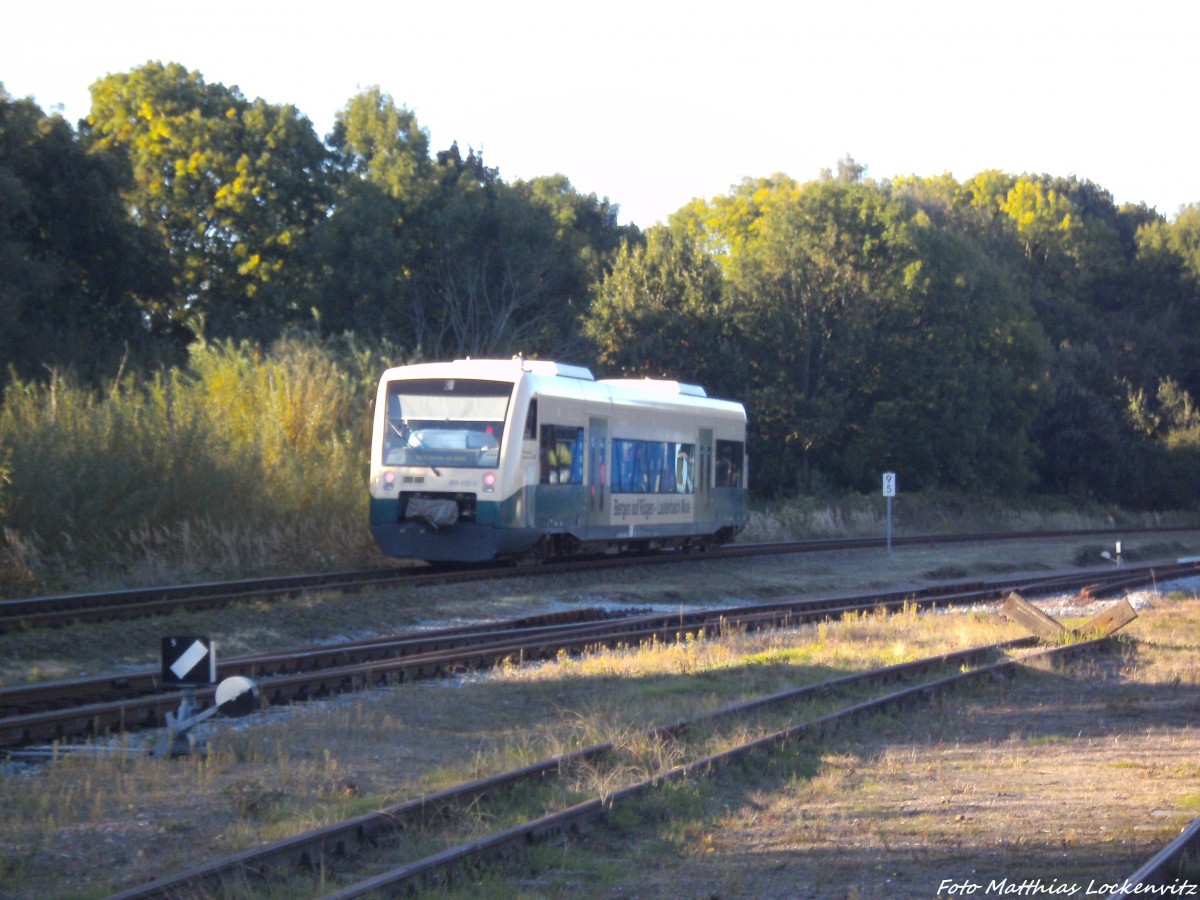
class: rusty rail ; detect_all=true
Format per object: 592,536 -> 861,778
5,561 -> 1194,751
105,636 -> 1051,899
104,636 -> 1112,899
4,527 -> 1195,632
1108,816 -> 1200,899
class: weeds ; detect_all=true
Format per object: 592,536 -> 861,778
3,586 -> 1199,897
0,337 -> 386,592
742,490 -> 1199,543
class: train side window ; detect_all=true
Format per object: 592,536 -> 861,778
612,439 -> 694,494
715,440 -> 744,487
540,425 -> 583,484
523,399 -> 538,440
674,444 -> 694,493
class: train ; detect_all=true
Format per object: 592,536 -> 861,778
368,357 -> 748,562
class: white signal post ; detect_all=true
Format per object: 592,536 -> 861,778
882,472 -> 896,553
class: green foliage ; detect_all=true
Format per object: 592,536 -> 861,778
305,91 -> 634,359
655,177 -> 1051,496
0,86 -> 177,383
585,225 -> 730,386
407,145 -> 570,358
0,337 -> 378,580
1164,204 -> 1200,283
4,55 -> 1200,565
850,216 -> 1049,492
328,86 -> 431,204
83,62 -> 331,342
515,173 -> 640,355
299,88 -> 432,339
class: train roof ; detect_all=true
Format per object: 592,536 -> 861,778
379,358 -> 744,418
381,357 -> 594,383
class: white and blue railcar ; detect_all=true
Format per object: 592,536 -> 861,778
369,358 -> 748,562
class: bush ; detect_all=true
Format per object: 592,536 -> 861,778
0,336 -> 389,590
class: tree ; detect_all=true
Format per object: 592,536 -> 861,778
585,225 -> 730,388
820,154 -> 866,184
720,178 -> 911,493
515,174 -> 638,357
304,90 -> 633,358
299,179 -> 414,337
0,86 -> 174,384
327,86 -> 431,205
662,174 -> 1050,497
1164,204 -> 1200,282
1134,206 -> 1200,399
839,216 -> 1049,493
83,62 -> 331,341
405,145 -> 569,358
300,89 -> 431,339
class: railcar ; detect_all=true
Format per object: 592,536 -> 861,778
369,357 -> 748,562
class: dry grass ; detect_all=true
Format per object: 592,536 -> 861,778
3,539 -> 1200,897
493,602 -> 1018,689
531,601 -> 1200,899
9,530 -> 1187,689
0,593 -> 1023,897
740,492 -> 1198,542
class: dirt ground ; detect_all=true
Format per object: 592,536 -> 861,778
4,539 -> 1200,898
563,592 -> 1200,899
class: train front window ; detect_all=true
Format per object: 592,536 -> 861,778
383,378 -> 512,468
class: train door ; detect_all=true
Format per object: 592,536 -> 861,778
587,416 -> 608,529
697,428 -> 713,520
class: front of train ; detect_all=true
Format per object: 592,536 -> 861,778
368,359 -> 535,562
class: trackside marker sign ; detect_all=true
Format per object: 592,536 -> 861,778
162,636 -> 216,685
882,472 -> 897,553
171,640 -> 208,679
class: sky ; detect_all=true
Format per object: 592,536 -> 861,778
4,0 -> 1198,228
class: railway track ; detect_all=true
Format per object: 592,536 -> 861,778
102,635 -> 1103,899
3,559 -> 1195,752
1109,816 -> 1200,898
2,527 -> 1194,632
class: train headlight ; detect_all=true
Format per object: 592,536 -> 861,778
483,472 -> 496,493
383,471 -> 396,491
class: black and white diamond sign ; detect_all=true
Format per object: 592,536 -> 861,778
161,636 -> 216,685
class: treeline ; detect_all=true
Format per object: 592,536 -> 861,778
597,166 -> 1200,507
0,62 -> 635,382
3,61 -> 1200,525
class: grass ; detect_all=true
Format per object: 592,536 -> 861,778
0,337 -> 387,596
3,537 -> 1200,896
739,490 -> 1200,543
0,595 -> 1026,898
1,329 -> 1196,600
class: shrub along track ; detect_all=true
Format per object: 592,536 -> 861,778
3,561 -> 1194,751
103,636 -> 1123,899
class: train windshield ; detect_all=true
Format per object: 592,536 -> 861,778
383,378 -> 512,468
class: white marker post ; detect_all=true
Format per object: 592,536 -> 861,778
882,472 -> 896,553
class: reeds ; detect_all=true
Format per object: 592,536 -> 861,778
0,336 -> 391,592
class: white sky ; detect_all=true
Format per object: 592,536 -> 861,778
4,0 -> 1198,227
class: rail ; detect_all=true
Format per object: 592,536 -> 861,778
104,637 -> 1105,899
5,561 -> 1193,751
3,526 -> 1195,632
